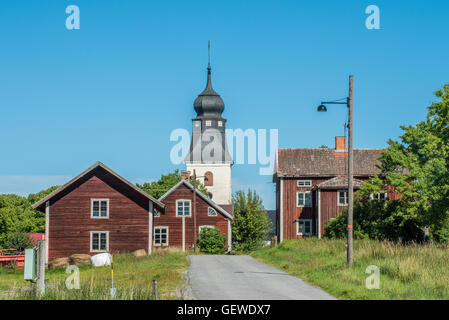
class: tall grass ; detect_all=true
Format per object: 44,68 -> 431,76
0,250 -> 189,300
252,238 -> 449,300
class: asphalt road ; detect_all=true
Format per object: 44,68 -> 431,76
187,255 -> 336,300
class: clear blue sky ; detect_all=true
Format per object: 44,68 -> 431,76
1,0 -> 448,209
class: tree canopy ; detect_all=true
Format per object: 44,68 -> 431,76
136,169 -> 208,199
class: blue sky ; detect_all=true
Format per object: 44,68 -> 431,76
1,0 -> 448,209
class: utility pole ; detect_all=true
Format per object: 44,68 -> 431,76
347,75 -> 354,266
36,240 -> 46,297
193,169 -> 197,252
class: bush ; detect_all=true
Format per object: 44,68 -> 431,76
232,190 -> 272,252
2,230 -> 34,251
198,228 -> 226,254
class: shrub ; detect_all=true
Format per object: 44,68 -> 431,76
198,228 -> 226,254
2,230 -> 34,251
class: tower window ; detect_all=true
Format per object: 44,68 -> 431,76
194,121 -> 200,127
204,171 -> 213,186
205,120 -> 212,126
218,121 -> 223,127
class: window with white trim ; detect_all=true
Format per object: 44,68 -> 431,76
297,191 -> 312,207
205,120 -> 212,126
154,226 -> 168,246
176,199 -> 191,217
90,231 -> 109,252
199,225 -> 214,234
297,180 -> 312,187
370,192 -> 387,201
297,219 -> 312,236
338,190 -> 348,206
91,199 -> 109,218
218,121 -> 223,127
208,207 -> 217,216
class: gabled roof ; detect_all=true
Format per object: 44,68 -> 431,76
32,162 -> 165,210
158,179 -> 233,220
314,176 -> 364,190
275,148 -> 385,178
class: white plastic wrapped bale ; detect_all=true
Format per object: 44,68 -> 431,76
90,253 -> 112,267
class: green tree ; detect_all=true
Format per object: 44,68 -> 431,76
2,230 -> 33,251
136,169 -> 208,199
232,189 -> 271,252
358,84 -> 449,242
198,227 -> 226,254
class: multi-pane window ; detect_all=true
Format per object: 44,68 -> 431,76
91,231 -> 108,252
154,227 -> 168,246
297,191 -> 312,207
338,190 -> 348,206
91,199 -> 109,218
208,207 -> 217,216
297,180 -> 312,187
370,192 -> 387,201
297,219 -> 312,236
176,200 -> 191,217
205,120 -> 212,126
153,209 -> 161,217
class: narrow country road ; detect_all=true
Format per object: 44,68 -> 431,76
187,255 -> 336,300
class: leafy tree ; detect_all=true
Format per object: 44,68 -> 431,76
0,186 -> 58,248
319,145 -> 328,148
232,189 -> 271,252
357,84 -> 449,242
198,227 -> 226,254
2,230 -> 34,251
136,169 -> 208,199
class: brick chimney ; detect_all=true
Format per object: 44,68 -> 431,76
335,136 -> 346,151
181,170 -> 191,181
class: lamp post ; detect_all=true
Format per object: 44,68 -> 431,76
317,75 -> 354,266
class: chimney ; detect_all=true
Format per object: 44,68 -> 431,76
181,170 -> 191,181
335,136 -> 346,151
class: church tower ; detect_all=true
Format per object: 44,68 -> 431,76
185,53 -> 233,205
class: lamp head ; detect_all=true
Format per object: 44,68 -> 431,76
317,104 -> 327,112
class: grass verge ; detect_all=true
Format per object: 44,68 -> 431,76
0,249 -> 189,300
251,238 -> 449,300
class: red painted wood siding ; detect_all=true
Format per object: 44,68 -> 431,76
155,183 -> 229,249
48,167 -> 152,261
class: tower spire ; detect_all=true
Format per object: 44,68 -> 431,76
207,40 -> 211,73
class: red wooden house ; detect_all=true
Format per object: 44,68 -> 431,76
32,162 -> 165,263
156,178 -> 233,251
274,137 -> 387,241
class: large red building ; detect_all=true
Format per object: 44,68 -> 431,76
32,162 -> 232,263
274,137 -> 387,241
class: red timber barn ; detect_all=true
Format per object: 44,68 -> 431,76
155,177 -> 233,251
274,137 -> 387,241
32,162 -> 165,263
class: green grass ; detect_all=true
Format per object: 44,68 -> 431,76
252,238 -> 449,300
0,249 -> 189,300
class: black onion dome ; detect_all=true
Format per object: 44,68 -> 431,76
194,66 -> 225,118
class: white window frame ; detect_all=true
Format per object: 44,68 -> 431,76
154,226 -> 169,246
296,219 -> 312,236
218,121 -> 223,127
194,121 -> 201,127
176,199 -> 192,217
370,191 -> 387,201
199,225 -> 214,234
205,120 -> 212,126
91,199 -> 109,219
338,190 -> 348,206
297,180 -> 312,187
90,231 -> 109,252
296,191 -> 312,207
208,207 -> 217,216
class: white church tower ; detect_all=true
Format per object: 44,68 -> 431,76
185,55 -> 233,205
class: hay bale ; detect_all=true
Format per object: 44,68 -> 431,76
49,257 -> 70,269
132,249 -> 147,257
70,254 -> 91,266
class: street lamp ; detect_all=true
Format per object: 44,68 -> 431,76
317,75 -> 354,266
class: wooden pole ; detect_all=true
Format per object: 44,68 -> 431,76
193,169 -> 197,252
347,75 -> 354,266
36,240 -> 46,297
152,279 -> 158,300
